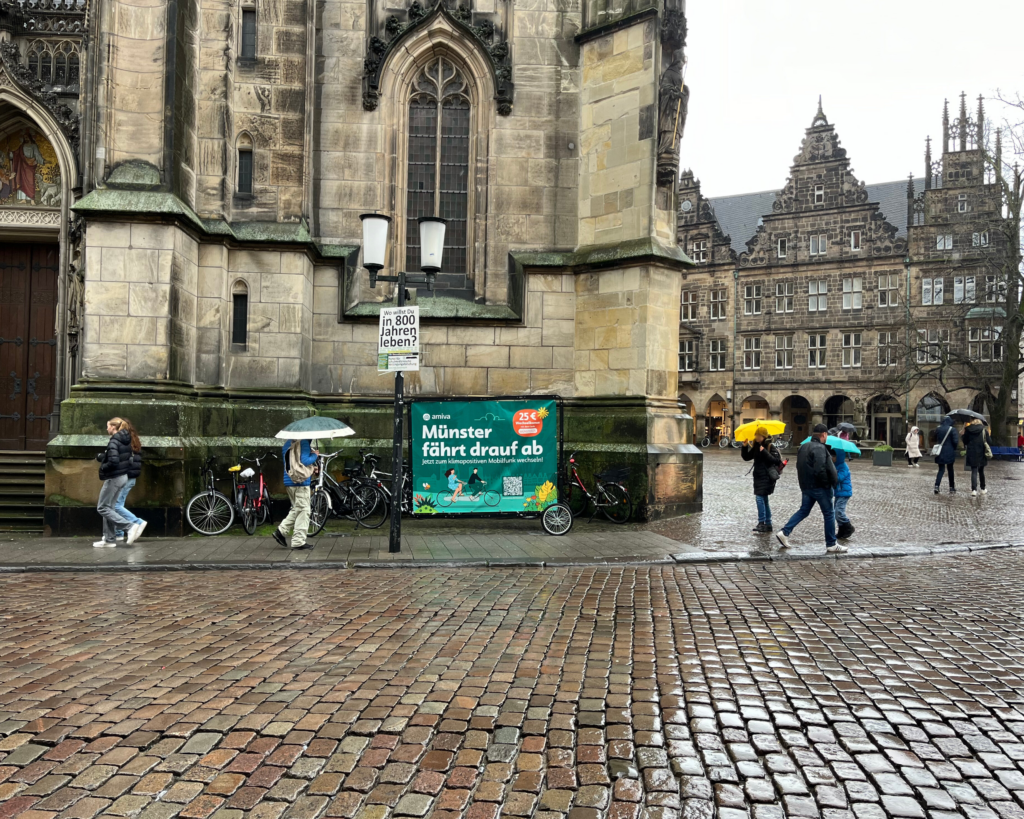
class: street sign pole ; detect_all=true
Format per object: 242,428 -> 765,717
388,271 -> 406,554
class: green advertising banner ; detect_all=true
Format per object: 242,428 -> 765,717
410,399 -> 559,515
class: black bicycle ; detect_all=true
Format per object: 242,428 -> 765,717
562,451 -> 632,524
186,455 -> 274,535
306,452 -> 388,535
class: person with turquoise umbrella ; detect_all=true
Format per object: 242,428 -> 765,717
831,428 -> 854,541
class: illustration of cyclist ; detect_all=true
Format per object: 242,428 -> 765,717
467,468 -> 487,498
445,468 -> 465,502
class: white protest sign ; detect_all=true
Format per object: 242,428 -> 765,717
377,305 -> 420,372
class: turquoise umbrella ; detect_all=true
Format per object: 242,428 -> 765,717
800,435 -> 861,455
275,416 -> 355,440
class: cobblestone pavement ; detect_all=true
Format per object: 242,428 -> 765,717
2,551 -> 1024,819
2,455 -> 1020,568
649,453 -> 1024,553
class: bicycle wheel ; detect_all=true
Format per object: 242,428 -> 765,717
354,484 -> 388,529
700,436 -> 711,448
186,490 -> 234,535
437,490 -> 454,508
483,490 -> 500,507
307,489 -> 330,537
731,437 -> 743,449
241,497 -> 257,535
564,483 -> 589,517
599,483 -> 631,524
719,435 -> 731,449
541,502 -> 574,536
258,487 -> 272,525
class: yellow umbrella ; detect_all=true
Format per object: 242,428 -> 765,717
733,420 -> 786,442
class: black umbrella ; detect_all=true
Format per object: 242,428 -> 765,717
837,422 -> 858,436
947,409 -> 987,423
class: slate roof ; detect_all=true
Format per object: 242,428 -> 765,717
708,178 -> 922,254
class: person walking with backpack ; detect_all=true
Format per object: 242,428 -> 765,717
741,426 -> 783,533
932,416 -> 959,494
273,438 -> 319,550
94,418 -> 145,548
775,424 -> 843,553
962,419 -> 991,497
113,419 -> 146,543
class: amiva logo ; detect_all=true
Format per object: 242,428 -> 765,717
422,413 -> 451,421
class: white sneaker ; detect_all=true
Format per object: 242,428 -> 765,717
826,544 -> 848,554
972,490 -> 977,497
126,523 -> 143,546
775,532 -> 790,549
93,540 -> 115,548
133,520 -> 148,542
980,489 -> 987,494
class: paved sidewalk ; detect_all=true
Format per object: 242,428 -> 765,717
4,453 -> 1021,570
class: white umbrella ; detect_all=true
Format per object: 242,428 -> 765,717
275,417 -> 355,440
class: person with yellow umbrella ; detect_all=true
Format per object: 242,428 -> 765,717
738,422 -> 786,534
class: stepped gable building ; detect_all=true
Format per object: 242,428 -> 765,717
676,96 -> 1014,448
0,0 -> 703,532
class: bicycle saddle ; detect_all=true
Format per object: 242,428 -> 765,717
240,468 -> 255,478
228,465 -> 242,473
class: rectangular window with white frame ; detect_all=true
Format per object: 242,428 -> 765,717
877,331 -> 898,367
954,276 -> 964,303
743,337 -> 761,370
917,328 -> 949,364
850,230 -> 862,251
984,274 -> 1006,303
842,332 -> 862,368
933,277 -> 944,304
922,277 -> 932,305
775,334 -> 794,370
973,231 -> 989,247
814,185 -> 824,205
808,333 -> 827,368
691,240 -> 708,263
744,284 -> 762,316
968,327 -> 1003,362
709,339 -> 726,371
678,338 -> 696,371
878,273 -> 898,307
810,234 -> 828,256
842,277 -> 862,310
965,275 -> 975,303
776,282 -> 794,313
709,289 -> 726,321
680,290 -> 697,321
808,280 -> 827,312
777,238 -> 788,258
936,234 -> 953,251
957,193 -> 968,213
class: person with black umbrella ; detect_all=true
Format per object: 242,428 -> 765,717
962,418 -> 992,496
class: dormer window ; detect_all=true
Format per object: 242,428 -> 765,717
691,240 -> 708,263
777,238 -> 787,258
957,193 -> 968,213
850,230 -> 861,251
814,185 -> 825,205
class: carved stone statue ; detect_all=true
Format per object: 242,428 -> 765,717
656,7 -> 688,188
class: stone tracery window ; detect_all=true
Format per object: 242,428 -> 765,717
405,56 -> 470,291
24,39 -> 80,87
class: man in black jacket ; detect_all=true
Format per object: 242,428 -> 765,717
776,423 -> 844,553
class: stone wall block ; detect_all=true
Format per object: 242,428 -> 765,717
260,273 -> 305,303
466,345 -> 509,369
127,344 -> 171,380
441,367 -> 488,395
130,223 -> 176,251
487,368 -> 530,394
84,282 -> 130,316
510,346 -> 553,369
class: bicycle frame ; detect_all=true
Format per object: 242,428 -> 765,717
564,453 -> 624,522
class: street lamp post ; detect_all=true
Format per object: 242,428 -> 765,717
359,214 -> 447,553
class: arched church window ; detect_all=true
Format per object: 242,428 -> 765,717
28,48 -> 39,79
236,133 -> 254,196
231,281 -> 249,349
68,53 -> 80,85
54,51 -> 67,85
40,50 -> 52,84
405,56 -> 470,278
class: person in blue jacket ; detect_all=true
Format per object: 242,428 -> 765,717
273,438 -> 319,550
832,446 -> 854,540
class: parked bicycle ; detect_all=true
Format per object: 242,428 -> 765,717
700,429 -> 733,448
186,454 -> 274,535
562,451 -> 632,523
306,451 -> 388,536
361,451 -> 414,515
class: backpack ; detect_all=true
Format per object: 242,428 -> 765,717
286,441 -> 316,484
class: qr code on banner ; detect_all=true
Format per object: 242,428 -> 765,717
503,476 -> 524,497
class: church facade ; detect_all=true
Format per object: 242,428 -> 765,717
0,0 -> 702,532
676,96 -> 1016,450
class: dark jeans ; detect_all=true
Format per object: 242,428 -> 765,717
971,465 -> 986,491
755,495 -> 772,526
935,463 -> 955,491
782,487 -> 836,547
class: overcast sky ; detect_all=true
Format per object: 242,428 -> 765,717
682,0 -> 1024,198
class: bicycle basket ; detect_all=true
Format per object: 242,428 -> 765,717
595,466 -> 631,484
244,481 -> 261,501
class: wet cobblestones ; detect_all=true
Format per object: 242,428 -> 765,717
1,552 -> 1024,819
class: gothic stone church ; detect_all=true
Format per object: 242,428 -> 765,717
0,0 -> 701,532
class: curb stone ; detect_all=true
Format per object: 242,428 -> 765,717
0,542 -> 1019,573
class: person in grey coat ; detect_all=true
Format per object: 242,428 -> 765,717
961,419 -> 991,496
933,416 -> 960,494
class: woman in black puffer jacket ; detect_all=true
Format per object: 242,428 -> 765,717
94,418 -> 140,547
741,427 -> 784,534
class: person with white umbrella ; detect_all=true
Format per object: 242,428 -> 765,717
272,417 -> 355,550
